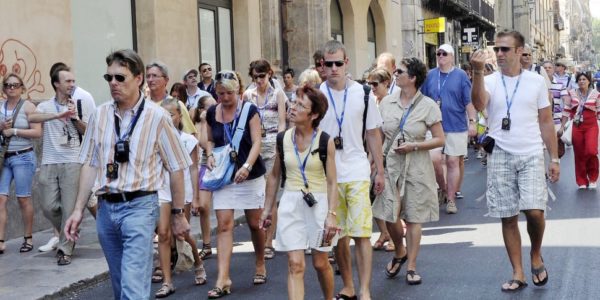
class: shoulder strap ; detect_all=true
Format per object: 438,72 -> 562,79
2,99 -> 25,153
566,76 -> 571,88
277,129 -> 288,188
317,131 -> 330,175
383,93 -> 425,158
231,101 -> 252,150
75,99 -> 83,144
362,84 -> 371,152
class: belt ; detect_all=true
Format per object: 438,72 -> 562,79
5,147 -> 33,159
100,191 -> 157,203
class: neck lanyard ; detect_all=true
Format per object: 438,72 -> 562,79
398,97 -> 416,132
576,89 -> 590,115
388,82 -> 395,95
222,101 -> 242,145
255,88 -> 272,120
54,98 -> 69,123
437,68 -> 453,100
326,82 -> 348,136
292,129 -> 317,189
3,100 -> 17,119
500,71 -> 522,118
115,99 -> 146,141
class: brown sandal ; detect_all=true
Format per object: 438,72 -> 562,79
199,243 -> 212,259
19,236 -> 33,253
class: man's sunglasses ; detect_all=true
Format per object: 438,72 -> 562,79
436,52 -> 448,57
252,73 -> 268,80
493,46 -> 515,53
201,67 -> 212,73
522,53 -> 531,57
103,74 -> 127,82
323,60 -> 345,68
3,83 -> 22,89
215,72 -> 237,81
368,81 -> 380,88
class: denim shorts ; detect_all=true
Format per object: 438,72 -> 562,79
0,150 -> 37,197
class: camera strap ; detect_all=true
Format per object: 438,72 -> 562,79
292,128 -> 317,190
114,98 -> 146,141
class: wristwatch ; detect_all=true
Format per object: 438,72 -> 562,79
328,210 -> 337,216
551,158 -> 560,164
243,162 -> 253,171
171,208 -> 184,215
413,144 -> 419,152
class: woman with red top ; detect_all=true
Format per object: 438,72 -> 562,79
560,72 -> 600,189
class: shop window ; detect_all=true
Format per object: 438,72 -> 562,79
199,0 -> 233,71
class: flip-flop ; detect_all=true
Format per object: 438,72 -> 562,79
532,259 -> 548,286
335,293 -> 357,300
253,274 -> 267,285
385,255 -> 407,278
501,279 -> 528,292
406,270 -> 422,285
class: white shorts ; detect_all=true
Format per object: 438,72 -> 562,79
443,131 -> 468,156
212,176 -> 266,210
275,190 -> 335,252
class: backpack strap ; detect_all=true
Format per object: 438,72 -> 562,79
362,84 -> 371,152
317,131 -> 330,175
276,130 -> 287,188
74,99 -> 83,144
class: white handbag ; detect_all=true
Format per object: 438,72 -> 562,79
560,120 -> 573,146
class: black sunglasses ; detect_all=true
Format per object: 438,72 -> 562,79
394,69 -> 406,75
103,74 -> 127,82
201,67 -> 212,73
436,52 -> 448,57
522,53 -> 531,57
215,72 -> 237,81
492,46 -> 515,53
3,83 -> 22,89
323,60 -> 345,68
368,81 -> 379,88
252,73 -> 268,80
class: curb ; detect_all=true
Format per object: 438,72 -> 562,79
41,214 -> 248,299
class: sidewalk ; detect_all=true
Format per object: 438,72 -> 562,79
0,209 -> 245,300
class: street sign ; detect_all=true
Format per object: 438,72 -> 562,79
462,27 -> 479,46
424,17 -> 446,33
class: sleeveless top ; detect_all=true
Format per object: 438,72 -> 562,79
1,100 -> 34,151
283,129 -> 326,193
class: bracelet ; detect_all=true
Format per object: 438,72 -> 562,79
207,153 -> 214,158
328,210 -> 337,216
551,158 -> 560,164
473,70 -> 484,75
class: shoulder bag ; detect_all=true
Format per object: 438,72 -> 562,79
0,99 -> 25,175
202,102 -> 252,191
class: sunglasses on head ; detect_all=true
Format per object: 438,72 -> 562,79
492,46 -> 515,53
201,67 -> 212,73
252,73 -> 268,80
103,74 -> 127,82
215,72 -> 237,81
323,60 -> 345,68
436,51 -> 449,57
368,81 -> 380,88
3,83 -> 22,89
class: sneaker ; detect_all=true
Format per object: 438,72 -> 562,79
455,191 -> 464,199
446,201 -> 458,214
589,182 -> 597,189
578,185 -> 587,190
464,156 -> 469,161
476,151 -> 483,159
38,236 -> 59,252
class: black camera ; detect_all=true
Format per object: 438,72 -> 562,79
114,140 -> 130,163
333,136 -> 343,150
302,190 -> 317,207
501,117 -> 511,131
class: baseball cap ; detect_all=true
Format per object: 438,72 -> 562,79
183,69 -> 198,81
437,44 -> 455,55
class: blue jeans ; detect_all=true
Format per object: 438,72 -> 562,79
0,150 -> 36,197
96,194 -> 159,300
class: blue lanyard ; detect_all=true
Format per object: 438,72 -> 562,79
114,99 -> 145,141
3,100 -> 17,119
292,129 -> 317,189
222,101 -> 242,145
398,100 -> 416,132
255,88 -> 272,120
500,72 -> 522,117
437,68 -> 453,100
326,83 -> 348,136
388,82 -> 395,95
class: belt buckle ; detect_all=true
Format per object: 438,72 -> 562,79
120,192 -> 128,202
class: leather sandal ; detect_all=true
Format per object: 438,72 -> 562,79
264,246 -> 275,260
531,257 -> 548,286
385,255 -> 407,278
0,239 -> 5,254
406,270 -> 422,285
253,273 -> 267,285
207,285 -> 231,299
194,264 -> 207,285
57,250 -> 72,266
19,236 -> 33,253
199,243 -> 212,259
152,267 -> 164,283
155,283 -> 175,298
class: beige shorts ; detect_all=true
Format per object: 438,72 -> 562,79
443,131 -> 468,156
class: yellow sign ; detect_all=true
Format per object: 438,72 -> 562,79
424,32 -> 438,45
424,17 -> 446,33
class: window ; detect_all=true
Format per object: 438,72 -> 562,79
367,8 -> 376,65
198,0 -> 233,71
330,0 -> 343,42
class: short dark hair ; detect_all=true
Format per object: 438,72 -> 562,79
296,85 -> 328,128
169,82 -> 187,102
106,49 -> 145,88
50,64 -> 70,91
401,57 -> 428,89
495,30 -> 525,48
199,62 -> 211,70
575,72 -> 592,88
192,95 -> 215,124
248,59 -> 273,77
283,68 -> 295,78
49,62 -> 67,78
312,49 -> 324,63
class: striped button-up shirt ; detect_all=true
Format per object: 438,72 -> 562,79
79,95 -> 192,194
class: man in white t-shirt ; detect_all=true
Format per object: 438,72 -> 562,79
28,64 -> 96,265
471,30 -> 559,292
319,40 -> 384,300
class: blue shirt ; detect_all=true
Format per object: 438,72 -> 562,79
420,67 -> 472,132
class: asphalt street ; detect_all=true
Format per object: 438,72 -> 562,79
64,148 -> 600,300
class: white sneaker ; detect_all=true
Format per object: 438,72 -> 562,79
578,185 -> 587,190
446,202 -> 458,214
589,182 -> 597,189
38,236 -> 59,252
476,151 -> 483,159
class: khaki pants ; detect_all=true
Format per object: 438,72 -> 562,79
38,163 -> 81,255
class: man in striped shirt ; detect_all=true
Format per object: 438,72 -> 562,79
28,64 -> 96,266
64,49 -> 192,299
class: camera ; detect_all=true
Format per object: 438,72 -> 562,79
114,140 -> 130,163
302,190 -> 317,207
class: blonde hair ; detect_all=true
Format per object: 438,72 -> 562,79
298,69 -> 322,87
368,68 -> 392,88
215,70 -> 240,94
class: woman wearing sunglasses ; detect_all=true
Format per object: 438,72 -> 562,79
0,73 -> 42,254
205,71 -> 267,298
372,58 -> 444,285
242,59 -> 288,260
